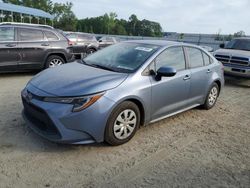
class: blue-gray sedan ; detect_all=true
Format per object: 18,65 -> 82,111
21,40 -> 224,145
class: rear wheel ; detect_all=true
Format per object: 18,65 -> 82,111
45,55 -> 65,68
86,48 -> 96,55
202,83 -> 219,110
105,101 -> 140,146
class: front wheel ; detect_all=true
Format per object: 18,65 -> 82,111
202,83 -> 219,110
105,101 -> 140,146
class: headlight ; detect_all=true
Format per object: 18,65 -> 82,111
43,93 -> 104,112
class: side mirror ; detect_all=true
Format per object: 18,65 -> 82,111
219,43 -> 225,48
155,66 -> 177,81
98,40 -> 102,42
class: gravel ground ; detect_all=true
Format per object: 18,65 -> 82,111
0,73 -> 249,188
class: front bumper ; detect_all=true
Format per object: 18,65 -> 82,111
223,64 -> 250,78
21,88 -> 115,144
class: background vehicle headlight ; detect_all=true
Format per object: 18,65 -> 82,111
43,93 -> 104,112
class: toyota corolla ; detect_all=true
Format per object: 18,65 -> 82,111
21,40 -> 224,145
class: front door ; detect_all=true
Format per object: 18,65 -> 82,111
150,46 -> 191,121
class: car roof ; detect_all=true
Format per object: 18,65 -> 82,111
0,22 -> 54,30
125,40 -> 193,47
65,32 -> 94,36
233,37 -> 250,40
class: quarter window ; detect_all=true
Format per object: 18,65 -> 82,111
155,47 -> 186,71
202,52 -> 211,66
19,28 -> 44,41
0,27 -> 14,41
44,31 -> 59,41
186,47 -> 204,68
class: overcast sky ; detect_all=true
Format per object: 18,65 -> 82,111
53,0 -> 250,35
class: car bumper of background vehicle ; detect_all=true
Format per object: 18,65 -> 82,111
223,65 -> 250,78
21,91 -> 115,144
67,55 -> 76,63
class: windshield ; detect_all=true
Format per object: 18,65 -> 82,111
83,42 -> 160,73
225,39 -> 250,51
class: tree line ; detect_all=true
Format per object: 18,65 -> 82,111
2,0 -> 163,37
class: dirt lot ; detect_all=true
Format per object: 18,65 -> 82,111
0,73 -> 249,188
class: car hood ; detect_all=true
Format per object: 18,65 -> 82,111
29,62 -> 128,97
214,48 -> 250,58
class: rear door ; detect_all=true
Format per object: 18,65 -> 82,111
17,27 -> 49,70
0,27 -> 20,71
150,46 -> 191,121
184,47 -> 210,105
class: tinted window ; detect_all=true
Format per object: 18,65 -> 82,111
66,34 -> 77,42
0,27 -> 14,41
44,31 -> 59,41
155,47 -> 186,71
78,34 -> 94,41
203,52 -> 210,66
186,47 -> 203,68
19,28 -> 44,41
225,39 -> 250,51
106,37 -> 114,42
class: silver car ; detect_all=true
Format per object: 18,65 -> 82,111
22,40 -> 224,145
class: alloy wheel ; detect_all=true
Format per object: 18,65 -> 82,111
49,59 -> 63,68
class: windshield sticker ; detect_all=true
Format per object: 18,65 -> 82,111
135,47 -> 153,52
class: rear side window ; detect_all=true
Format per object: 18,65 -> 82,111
202,52 -> 211,66
186,47 -> 204,68
78,34 -> 96,42
78,34 -> 91,41
106,37 -> 114,42
44,31 -> 59,41
19,28 -> 44,41
0,27 -> 14,41
66,34 -> 77,42
155,46 -> 186,71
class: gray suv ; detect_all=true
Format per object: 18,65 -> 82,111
65,32 -> 99,58
0,23 -> 74,73
214,38 -> 250,78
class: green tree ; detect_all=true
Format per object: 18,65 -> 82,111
233,30 -> 246,37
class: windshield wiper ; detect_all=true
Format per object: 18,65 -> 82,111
89,63 -> 116,72
81,60 -> 119,72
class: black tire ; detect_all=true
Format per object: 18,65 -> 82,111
86,48 -> 96,55
202,83 -> 219,110
45,55 -> 65,69
105,101 -> 140,146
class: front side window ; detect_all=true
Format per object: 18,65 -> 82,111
84,42 -> 160,73
19,28 -> 44,41
155,46 -> 186,71
0,27 -> 14,42
186,47 -> 204,68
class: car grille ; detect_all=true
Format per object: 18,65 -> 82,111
215,55 -> 249,66
22,96 -> 61,139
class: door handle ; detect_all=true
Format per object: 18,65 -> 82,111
5,43 -> 16,47
41,43 -> 49,46
207,69 -> 212,73
183,75 -> 191,80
